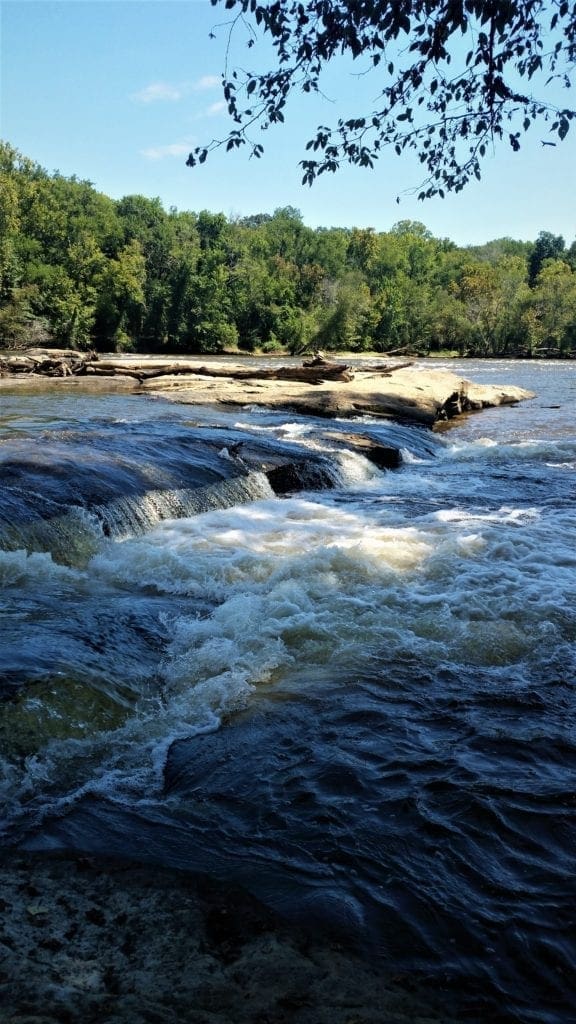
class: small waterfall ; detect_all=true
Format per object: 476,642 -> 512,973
0,501 -> 103,566
95,472 -> 275,540
0,472 -> 277,564
0,415 -> 347,562
0,405 -> 409,563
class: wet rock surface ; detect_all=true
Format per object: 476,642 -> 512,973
0,852 -> 453,1024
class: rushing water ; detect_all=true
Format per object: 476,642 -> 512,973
1,359 -> 575,1023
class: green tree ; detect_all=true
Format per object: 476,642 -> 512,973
0,170 -> 20,301
528,230 -> 566,285
314,272 -> 374,351
309,227 -> 349,279
95,239 -> 146,349
26,263 -> 96,348
426,289 -> 472,355
189,0 -> 576,198
455,260 -> 523,356
346,228 -> 379,274
0,285 -> 51,349
467,237 -> 533,265
523,260 -> 576,354
116,194 -> 173,346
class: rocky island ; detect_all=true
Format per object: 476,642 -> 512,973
0,351 -> 534,427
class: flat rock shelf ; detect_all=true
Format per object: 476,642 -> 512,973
0,851 -> 455,1024
0,351 -> 534,427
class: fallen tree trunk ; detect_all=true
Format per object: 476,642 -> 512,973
2,352 -> 407,383
28,347 -> 98,361
1,352 -> 98,375
355,360 -> 414,374
302,354 -> 414,375
0,357 -> 37,373
91,361 -> 355,384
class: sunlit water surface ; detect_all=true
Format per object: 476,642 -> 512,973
1,359 -> 575,1023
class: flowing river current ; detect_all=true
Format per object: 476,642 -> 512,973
1,358 -> 574,1023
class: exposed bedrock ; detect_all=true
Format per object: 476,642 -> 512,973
142,363 -> 534,427
1,352 -> 535,428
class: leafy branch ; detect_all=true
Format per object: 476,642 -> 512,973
187,0 -> 576,196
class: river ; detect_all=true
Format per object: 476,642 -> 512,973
0,358 -> 574,1023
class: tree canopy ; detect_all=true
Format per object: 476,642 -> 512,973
187,0 -> 576,197
2,143 -> 576,358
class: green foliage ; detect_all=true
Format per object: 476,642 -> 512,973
523,259 -> 576,354
0,285 -> 51,349
189,0 -> 576,199
313,272 -> 375,351
1,142 -> 576,358
528,231 -> 567,285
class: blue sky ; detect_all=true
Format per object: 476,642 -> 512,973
1,0 -> 575,245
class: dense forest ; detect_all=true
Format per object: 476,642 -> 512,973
1,142 -> 575,358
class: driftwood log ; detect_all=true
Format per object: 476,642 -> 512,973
88,360 -> 355,385
354,360 -> 414,374
0,351 -> 99,377
1,351 -> 418,385
301,353 -> 414,376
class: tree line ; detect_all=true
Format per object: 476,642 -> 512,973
1,142 -> 575,358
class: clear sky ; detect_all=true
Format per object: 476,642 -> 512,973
1,0 -> 575,246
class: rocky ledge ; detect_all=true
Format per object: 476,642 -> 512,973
125,358 -> 535,426
0,351 -> 534,427
0,851 -> 455,1024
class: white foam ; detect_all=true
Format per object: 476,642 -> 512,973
0,548 -> 80,585
331,450 -> 382,485
400,449 -> 431,465
434,506 -> 540,526
3,434 -> 576,839
444,435 -> 576,465
92,489 -> 572,721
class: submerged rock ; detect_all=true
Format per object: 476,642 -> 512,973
318,431 -> 403,469
0,851 -> 455,1024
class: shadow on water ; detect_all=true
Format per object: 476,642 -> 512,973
17,664 -> 576,1024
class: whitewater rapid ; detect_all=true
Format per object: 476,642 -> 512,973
1,359 -> 575,1023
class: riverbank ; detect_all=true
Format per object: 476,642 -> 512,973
0,351 -> 534,426
0,851 -> 454,1024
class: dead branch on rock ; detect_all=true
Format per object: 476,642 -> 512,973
91,361 -> 355,385
356,360 -> 415,375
